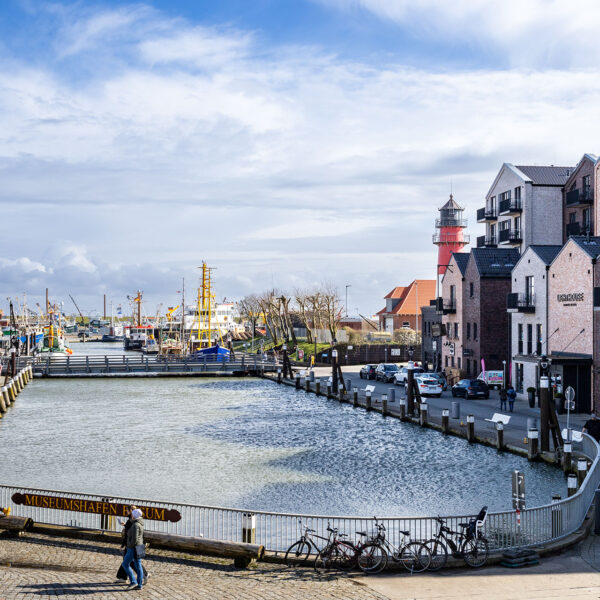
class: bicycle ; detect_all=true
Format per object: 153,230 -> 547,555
285,520 -> 336,568
424,507 -> 489,570
358,520 -> 431,574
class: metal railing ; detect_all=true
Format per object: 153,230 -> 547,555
4,353 -> 278,376
2,433 -> 597,554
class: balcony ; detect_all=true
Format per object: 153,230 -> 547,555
498,228 -> 522,245
498,198 -> 522,215
441,300 -> 456,315
507,292 -> 535,313
476,207 -> 497,222
566,188 -> 593,207
476,234 -> 497,248
432,232 -> 471,244
565,221 -> 593,238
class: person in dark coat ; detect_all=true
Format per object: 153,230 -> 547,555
583,415 -> 600,442
116,506 -> 148,584
507,385 -> 517,412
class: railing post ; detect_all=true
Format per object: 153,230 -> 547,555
551,494 -> 562,539
527,428 -> 539,461
442,408 -> 449,434
466,414 -> 475,443
496,421 -> 504,451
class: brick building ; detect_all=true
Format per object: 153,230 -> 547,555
563,154 -> 598,241
377,279 -> 436,334
547,236 -> 600,414
421,300 -> 442,371
477,163 -> 573,252
440,253 -> 469,372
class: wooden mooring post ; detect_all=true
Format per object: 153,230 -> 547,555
382,394 -> 388,416
315,381 -> 321,396
352,388 -> 358,406
419,402 -> 428,427
527,428 -> 539,461
563,441 -> 572,474
466,414 -> 475,443
365,390 -> 372,411
441,408 -> 449,434
305,378 -> 310,392
496,421 -> 504,451
277,368 -> 282,384
295,374 -> 301,389
577,457 -> 588,487
568,473 -> 578,497
399,397 -> 407,421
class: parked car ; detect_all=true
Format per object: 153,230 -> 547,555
451,379 -> 490,399
375,363 -> 400,383
394,366 -> 425,386
359,364 -> 377,380
414,375 -> 443,397
426,372 -> 448,391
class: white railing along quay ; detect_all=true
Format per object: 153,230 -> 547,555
2,434 -> 598,554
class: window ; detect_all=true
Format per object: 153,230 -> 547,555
445,356 -> 449,367
473,323 -> 478,341
457,358 -> 461,369
516,363 -> 524,393
467,322 -> 471,339
470,282 -> 474,297
583,208 -> 591,232
490,223 -> 496,238
490,196 -> 496,213
500,220 -> 510,231
514,216 -> 521,233
536,324 -> 543,355
454,322 -> 459,339
500,190 -> 511,201
583,174 -> 591,196
569,212 -> 576,223
518,324 -> 523,354
402,321 -> 410,328
527,323 -> 533,355
451,356 -> 455,367
514,187 -> 521,201
466,359 -> 470,375
450,284 -> 456,307
525,276 -> 534,304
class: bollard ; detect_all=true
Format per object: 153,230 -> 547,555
496,421 -> 504,451
353,387 -> 358,406
388,388 -> 395,404
442,408 -> 449,434
365,390 -> 372,411
382,395 -> 388,416
466,415 -> 475,443
310,371 -> 315,382
8,381 -> 16,402
316,381 -> 321,396
242,512 -> 256,544
567,473 -> 578,497
295,374 -> 301,389
305,378 -> 311,393
1,386 -> 9,408
526,417 -> 537,432
527,429 -> 539,461
451,401 -> 460,420
22,369 -> 29,384
338,388 -> 344,402
562,442 -> 572,474
327,382 -> 332,398
0,389 -> 6,413
399,397 -> 407,421
277,368 -> 282,384
14,375 -> 22,394
551,494 -> 563,538
577,457 -> 588,487
419,402 -> 428,427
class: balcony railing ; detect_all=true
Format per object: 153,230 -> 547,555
476,207 -> 497,222
566,188 -> 593,206
435,217 -> 468,228
432,232 -> 471,244
476,235 -> 497,247
498,198 -> 522,214
507,292 -> 535,313
498,228 -> 522,244
565,221 -> 593,238
442,300 -> 456,314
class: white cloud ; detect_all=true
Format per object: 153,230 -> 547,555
315,0 -> 600,67
1,3 -> 600,314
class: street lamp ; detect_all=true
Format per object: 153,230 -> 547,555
345,285 -> 351,317
502,360 -> 507,391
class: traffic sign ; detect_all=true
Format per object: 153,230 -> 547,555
565,386 -> 575,403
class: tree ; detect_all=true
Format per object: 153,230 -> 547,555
238,294 -> 261,338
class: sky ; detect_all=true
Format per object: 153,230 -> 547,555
2,0 -> 600,319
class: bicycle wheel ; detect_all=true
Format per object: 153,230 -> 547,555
315,546 -> 337,573
462,537 -> 489,568
423,538 -> 448,571
357,543 -> 387,574
285,540 -> 312,568
400,541 -> 431,573
333,541 -> 358,571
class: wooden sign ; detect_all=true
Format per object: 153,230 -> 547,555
11,492 -> 181,523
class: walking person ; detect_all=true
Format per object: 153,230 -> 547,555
121,507 -> 145,590
499,387 -> 507,411
507,385 -> 517,412
117,506 -> 148,584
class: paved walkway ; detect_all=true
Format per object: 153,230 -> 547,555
0,532 -> 387,600
1,530 -> 600,599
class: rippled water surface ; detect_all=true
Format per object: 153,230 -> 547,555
0,361 -> 566,516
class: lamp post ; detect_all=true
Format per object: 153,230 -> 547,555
332,338 -> 338,394
407,345 -> 415,416
345,285 -> 351,317
539,354 -> 551,452
502,360 -> 507,392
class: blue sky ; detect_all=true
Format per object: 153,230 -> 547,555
1,0 -> 600,317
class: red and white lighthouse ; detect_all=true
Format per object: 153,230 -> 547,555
433,194 -> 470,275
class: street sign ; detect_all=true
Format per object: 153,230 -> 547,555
565,386 -> 575,403
512,470 -> 526,510
564,400 -> 576,412
391,348 -> 401,356
298,349 -> 304,360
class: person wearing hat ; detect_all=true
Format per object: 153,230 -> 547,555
117,506 -> 148,584
121,507 -> 145,590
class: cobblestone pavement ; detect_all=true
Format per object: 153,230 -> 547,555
579,531 -> 600,572
0,532 -> 390,600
